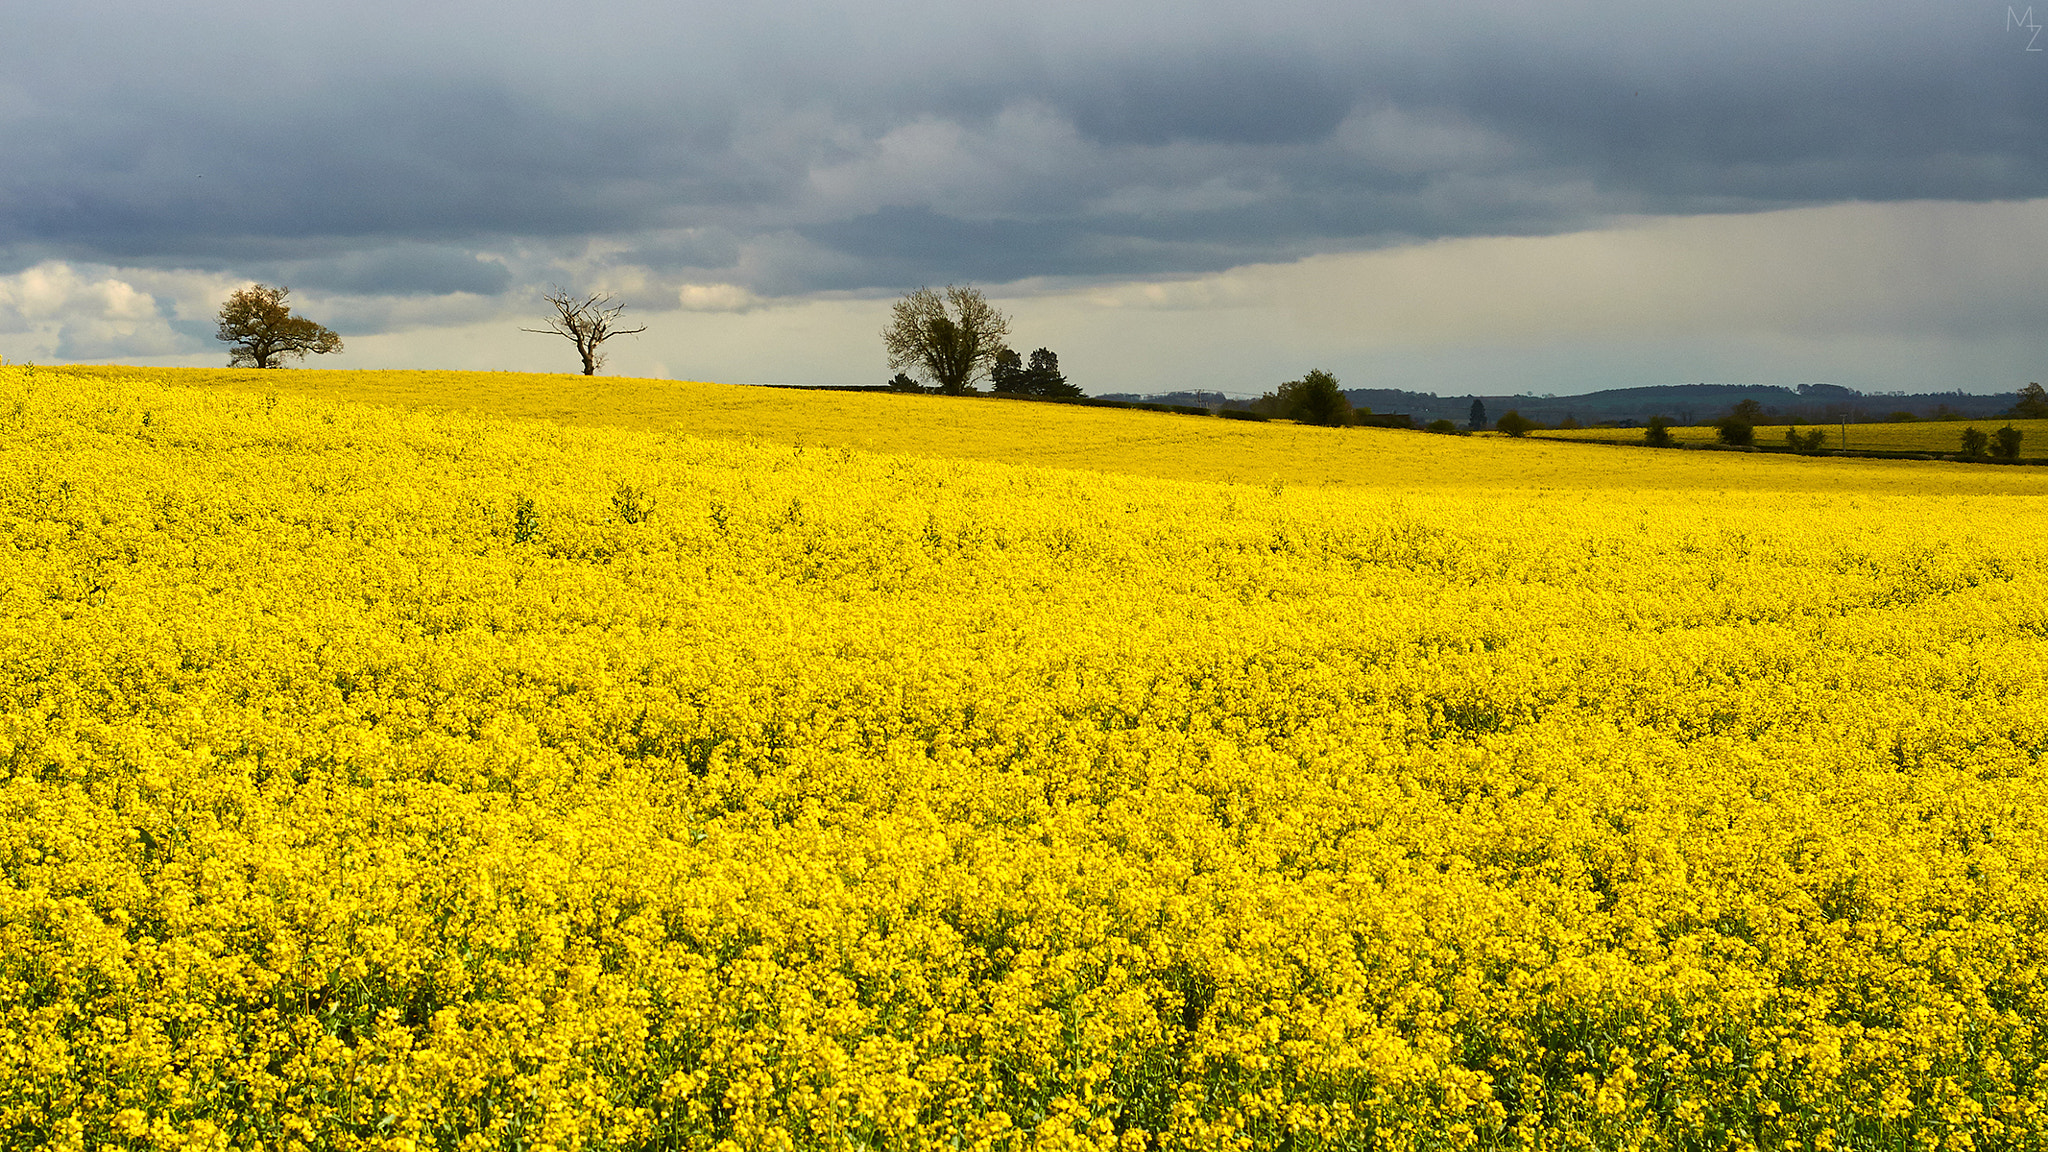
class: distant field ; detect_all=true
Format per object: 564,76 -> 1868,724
44,365 -> 2048,496
1534,417 -> 2048,456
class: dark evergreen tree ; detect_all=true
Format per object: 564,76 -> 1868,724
1469,398 -> 1486,430
1023,348 -> 1079,397
988,348 -> 1028,393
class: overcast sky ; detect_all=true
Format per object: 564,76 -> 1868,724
3,0 -> 2043,396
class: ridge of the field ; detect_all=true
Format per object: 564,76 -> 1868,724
55,363 -> 2048,497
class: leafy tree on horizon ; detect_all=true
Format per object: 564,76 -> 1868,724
1469,397 -> 1486,430
1258,369 -> 1351,426
215,285 -> 342,369
883,285 -> 1011,395
2011,383 -> 2048,419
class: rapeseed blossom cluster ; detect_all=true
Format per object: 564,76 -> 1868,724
2,366 -> 2045,1150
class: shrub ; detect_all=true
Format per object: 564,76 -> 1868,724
1960,427 -> 1990,458
1644,417 -> 1676,447
887,372 -> 923,392
612,481 -> 655,524
1258,369 -> 1352,426
1785,426 -> 1828,452
512,494 -> 540,542
1425,419 -> 1459,434
1495,410 -> 1536,438
1715,416 -> 1754,446
1887,411 -> 1919,422
1218,408 -> 1270,421
1557,416 -> 1582,430
1994,424 -> 2024,460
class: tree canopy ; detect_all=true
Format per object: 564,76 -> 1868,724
990,347 -> 1080,397
882,286 -> 1011,395
1495,410 -> 1538,438
215,285 -> 342,369
1258,369 -> 1352,426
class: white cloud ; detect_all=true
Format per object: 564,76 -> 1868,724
0,263 -> 195,360
676,283 -> 767,312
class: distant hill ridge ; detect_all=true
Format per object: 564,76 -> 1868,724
1101,382 -> 2027,426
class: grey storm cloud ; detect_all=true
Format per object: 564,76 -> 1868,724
3,0 -> 2041,298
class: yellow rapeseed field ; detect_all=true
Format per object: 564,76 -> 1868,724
3,364 -> 2046,1151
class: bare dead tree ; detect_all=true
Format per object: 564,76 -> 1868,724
521,288 -> 647,375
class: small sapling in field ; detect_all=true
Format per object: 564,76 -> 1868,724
612,481 -> 656,524
512,494 -> 540,542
